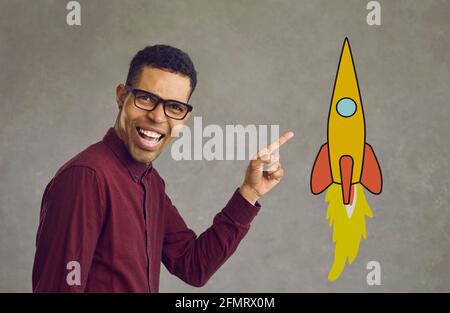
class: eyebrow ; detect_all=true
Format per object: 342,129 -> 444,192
133,87 -> 188,104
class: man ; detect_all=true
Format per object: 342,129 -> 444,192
32,45 -> 294,292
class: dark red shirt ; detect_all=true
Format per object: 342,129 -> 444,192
32,128 -> 261,292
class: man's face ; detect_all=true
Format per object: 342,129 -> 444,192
114,66 -> 192,164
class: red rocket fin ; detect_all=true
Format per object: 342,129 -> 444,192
311,144 -> 333,194
339,155 -> 353,205
361,143 -> 383,194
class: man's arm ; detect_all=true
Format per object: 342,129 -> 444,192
161,187 -> 260,288
161,131 -> 294,287
32,166 -> 104,292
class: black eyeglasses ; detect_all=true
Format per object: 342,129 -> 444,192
124,85 -> 193,120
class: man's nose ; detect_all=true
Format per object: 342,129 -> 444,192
147,102 -> 167,123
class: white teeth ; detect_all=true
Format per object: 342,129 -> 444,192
138,128 -> 162,139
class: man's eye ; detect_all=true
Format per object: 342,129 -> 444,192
169,103 -> 183,111
137,95 -> 151,102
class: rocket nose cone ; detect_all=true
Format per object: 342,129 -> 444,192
329,37 -> 362,116
341,38 -> 352,58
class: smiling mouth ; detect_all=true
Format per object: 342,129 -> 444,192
136,127 -> 165,148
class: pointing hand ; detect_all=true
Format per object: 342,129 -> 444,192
239,131 -> 295,204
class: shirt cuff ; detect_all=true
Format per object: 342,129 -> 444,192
222,188 -> 261,226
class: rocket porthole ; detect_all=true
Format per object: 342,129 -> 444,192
336,98 -> 357,117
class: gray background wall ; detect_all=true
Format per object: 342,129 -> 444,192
0,0 -> 449,292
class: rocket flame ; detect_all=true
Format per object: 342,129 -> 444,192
325,183 -> 373,281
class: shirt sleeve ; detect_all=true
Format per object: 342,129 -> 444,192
161,186 -> 261,287
32,166 -> 104,292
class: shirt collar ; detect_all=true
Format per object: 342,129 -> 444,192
102,127 -> 153,181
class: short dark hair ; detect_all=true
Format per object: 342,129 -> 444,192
125,45 -> 197,99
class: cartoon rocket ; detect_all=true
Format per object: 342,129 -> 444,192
311,38 -> 382,207
310,38 -> 383,281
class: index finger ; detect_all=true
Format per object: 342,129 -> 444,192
265,131 -> 295,153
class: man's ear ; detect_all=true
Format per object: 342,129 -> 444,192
116,84 -> 128,109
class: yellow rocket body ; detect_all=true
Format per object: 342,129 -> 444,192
328,39 -> 365,184
310,38 -> 383,281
